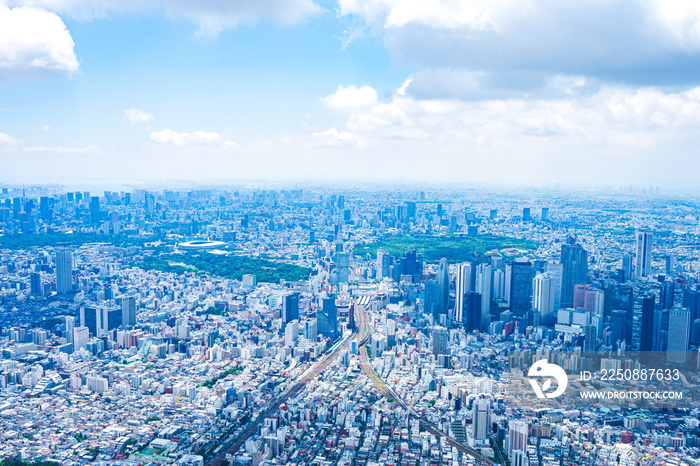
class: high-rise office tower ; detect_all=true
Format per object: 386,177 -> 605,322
509,259 -> 533,316
121,296 -> 137,327
475,264 -> 491,317
73,326 -> 89,352
573,285 -> 604,315
145,192 -> 155,219
55,249 -> 73,294
532,272 -> 555,324
541,207 -> 550,221
472,398 -> 490,441
492,269 -> 506,301
522,207 -> 531,221
89,196 -> 101,225
464,292 -> 482,332
39,196 -> 50,221
424,279 -> 442,320
660,280 -> 674,309
583,324 -> 597,352
336,253 -> 350,284
639,294 -> 655,352
65,316 -> 75,344
283,292 -> 300,324
622,253 -> 633,282
545,262 -> 563,312
432,326 -> 449,356
318,296 -> 338,337
30,272 -> 42,296
377,250 -> 392,279
81,306 -> 102,337
507,421 -> 529,458
437,258 -> 450,316
610,310 -> 627,349
635,231 -> 653,278
682,287 -> 700,321
667,307 -> 690,363
455,263 -> 472,323
653,309 -> 669,352
560,236 -> 588,308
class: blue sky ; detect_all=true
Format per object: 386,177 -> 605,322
2,0 -> 700,188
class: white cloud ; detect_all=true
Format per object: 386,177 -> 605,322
0,3 -> 79,79
9,0 -> 322,37
327,79 -> 700,149
308,128 -> 364,148
149,128 -> 238,147
338,0 -> 700,86
324,85 -> 378,109
42,124 -> 51,131
0,132 -> 21,145
22,145 -> 99,153
124,108 -> 155,125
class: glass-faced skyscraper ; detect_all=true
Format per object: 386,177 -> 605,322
560,236 -> 588,308
318,296 -> 338,338
55,248 -> 73,294
635,231 -> 653,278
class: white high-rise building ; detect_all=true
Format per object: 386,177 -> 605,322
532,272 -> 555,323
454,263 -> 472,323
285,320 -> 299,347
492,269 -> 506,300
73,326 -> 89,352
475,264 -> 491,316
545,262 -> 563,311
65,316 -> 75,344
508,420 -> 529,457
472,398 -> 490,442
55,249 -> 73,294
635,231 -> 653,278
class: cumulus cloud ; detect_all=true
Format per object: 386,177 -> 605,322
308,128 -> 364,148
22,145 -> 99,153
124,108 -> 155,125
0,132 -> 22,145
325,80 -> 700,149
0,3 -> 79,79
338,0 -> 700,86
324,85 -> 379,109
8,0 -> 322,37
150,128 -> 238,147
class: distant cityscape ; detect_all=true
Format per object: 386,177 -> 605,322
1,184 -> 700,466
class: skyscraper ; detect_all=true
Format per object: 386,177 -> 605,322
472,398 -> 490,442
81,305 -> 102,337
432,326 -> 449,355
509,259 -> 533,316
464,292 -> 482,332
55,249 -> 73,294
283,292 -> 300,324
667,307 -> 690,363
121,296 -> 137,327
635,231 -> 653,278
545,262 -> 563,312
560,237 -> 588,308
30,272 -> 42,296
89,196 -> 101,225
639,294 -> 655,352
437,258 -> 450,316
424,279 -> 441,321
65,316 -> 75,344
621,253 -> 633,282
532,272 -> 555,324
318,296 -> 338,337
475,264 -> 491,317
455,263 -> 472,323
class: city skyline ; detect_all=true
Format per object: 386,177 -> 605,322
3,1 -> 700,186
